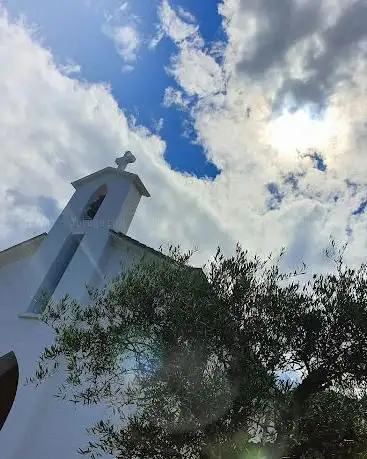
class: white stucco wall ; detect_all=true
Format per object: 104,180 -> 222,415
0,235 -> 48,317
0,257 -> 33,314
0,236 -> 143,459
90,234 -> 148,290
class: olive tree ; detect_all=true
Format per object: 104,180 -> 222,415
30,242 -> 367,458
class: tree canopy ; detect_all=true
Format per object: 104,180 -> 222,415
30,241 -> 367,458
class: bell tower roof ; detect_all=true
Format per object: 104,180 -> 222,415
71,152 -> 150,197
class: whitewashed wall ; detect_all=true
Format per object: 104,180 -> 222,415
0,236 -> 146,459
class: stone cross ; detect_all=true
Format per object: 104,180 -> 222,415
115,151 -> 136,171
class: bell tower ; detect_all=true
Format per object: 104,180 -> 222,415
68,151 -> 149,234
24,153 -> 150,314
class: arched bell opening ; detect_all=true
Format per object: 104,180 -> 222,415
82,184 -> 107,220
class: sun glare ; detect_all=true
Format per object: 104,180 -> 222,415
266,109 -> 334,159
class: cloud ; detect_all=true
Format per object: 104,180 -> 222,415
121,64 -> 135,73
176,6 -> 197,24
103,24 -> 140,65
151,0 -> 202,48
235,0 -> 322,77
163,87 -> 189,110
58,61 -> 81,76
233,0 -> 367,112
117,2 -> 129,14
168,46 -> 225,97
102,1 -> 142,70
155,1 -> 224,99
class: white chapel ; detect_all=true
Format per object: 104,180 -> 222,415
0,153 -> 162,459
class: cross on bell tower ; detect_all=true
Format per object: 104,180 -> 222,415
115,151 -> 136,171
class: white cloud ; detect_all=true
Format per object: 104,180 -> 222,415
121,63 -> 134,73
168,46 -> 224,97
152,0 -> 203,47
163,87 -> 189,110
176,6 -> 196,24
117,2 -> 129,14
148,30 -> 164,50
152,117 -> 164,133
58,61 -> 81,76
155,1 -> 224,98
101,2 -> 142,70
103,24 -> 140,64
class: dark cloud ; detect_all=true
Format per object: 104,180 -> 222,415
236,0 -> 367,111
237,0 -> 322,76
323,0 -> 367,53
297,0 -> 367,107
272,77 -> 328,114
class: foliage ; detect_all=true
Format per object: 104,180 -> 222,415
29,241 -> 367,458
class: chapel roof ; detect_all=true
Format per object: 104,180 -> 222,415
0,233 -> 47,268
0,230 -> 202,275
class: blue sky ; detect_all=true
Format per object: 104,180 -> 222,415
5,0 -> 222,178
1,0 -> 367,272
